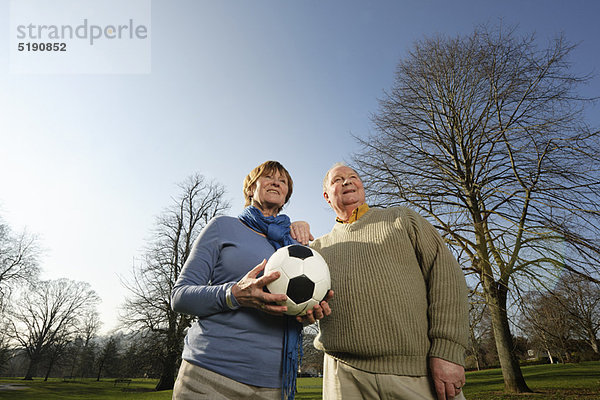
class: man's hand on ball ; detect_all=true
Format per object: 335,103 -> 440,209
290,221 -> 314,245
296,290 -> 334,324
231,259 -> 288,315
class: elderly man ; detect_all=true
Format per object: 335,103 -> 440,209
310,162 -> 469,400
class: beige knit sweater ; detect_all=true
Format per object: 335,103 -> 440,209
311,206 -> 468,376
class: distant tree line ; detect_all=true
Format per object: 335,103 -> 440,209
3,329 -> 164,380
466,273 -> 600,371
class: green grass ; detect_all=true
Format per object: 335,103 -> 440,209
296,377 -> 322,399
463,361 -> 600,399
1,362 -> 599,399
0,378 -> 170,400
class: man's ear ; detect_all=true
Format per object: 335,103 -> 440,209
323,191 -> 330,205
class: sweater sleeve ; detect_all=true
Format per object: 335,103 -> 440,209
171,218 -> 237,317
406,208 -> 469,366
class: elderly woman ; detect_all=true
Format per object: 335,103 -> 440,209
171,161 -> 330,400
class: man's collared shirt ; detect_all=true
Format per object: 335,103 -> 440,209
336,203 -> 370,224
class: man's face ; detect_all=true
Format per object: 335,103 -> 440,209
324,166 -> 366,214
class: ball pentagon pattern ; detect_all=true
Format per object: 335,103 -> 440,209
287,276 -> 314,304
264,245 -> 331,316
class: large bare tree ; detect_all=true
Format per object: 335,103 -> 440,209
121,173 -> 230,391
0,218 -> 40,306
7,278 -> 100,380
353,24 -> 600,393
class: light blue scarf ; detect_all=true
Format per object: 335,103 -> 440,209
238,206 -> 303,400
238,206 -> 297,250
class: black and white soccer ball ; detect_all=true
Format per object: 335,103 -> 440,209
264,244 -> 331,316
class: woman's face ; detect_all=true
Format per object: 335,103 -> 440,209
251,169 -> 289,215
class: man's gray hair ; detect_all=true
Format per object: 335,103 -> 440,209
322,162 -> 360,192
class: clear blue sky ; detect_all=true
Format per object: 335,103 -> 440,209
1,0 -> 599,333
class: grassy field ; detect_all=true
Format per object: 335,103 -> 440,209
462,361 -> 600,399
1,361 -> 598,399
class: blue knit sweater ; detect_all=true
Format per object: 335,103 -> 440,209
171,215 -> 285,388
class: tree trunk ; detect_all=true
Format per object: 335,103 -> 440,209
486,282 -> 532,393
591,338 -> 599,354
546,349 -> 554,364
469,329 -> 481,371
563,349 -> 572,363
96,358 -> 105,381
155,318 -> 186,391
155,351 -> 177,391
587,330 -> 599,354
469,341 -> 481,371
44,359 -> 55,381
23,356 -> 39,380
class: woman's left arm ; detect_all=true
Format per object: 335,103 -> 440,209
171,219 -> 232,317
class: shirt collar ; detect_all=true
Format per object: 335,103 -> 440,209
336,203 -> 370,224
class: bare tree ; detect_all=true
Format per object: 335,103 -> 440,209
553,274 -> 600,354
121,173 -> 230,391
43,335 -> 70,381
79,310 -> 102,347
520,291 -> 573,363
75,339 -> 98,379
96,336 -> 120,380
353,24 -> 600,393
7,279 -> 100,380
0,218 -> 40,306
66,310 -> 101,379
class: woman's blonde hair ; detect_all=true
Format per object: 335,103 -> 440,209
243,161 -> 293,212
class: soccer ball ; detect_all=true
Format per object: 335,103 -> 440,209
264,244 -> 331,316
